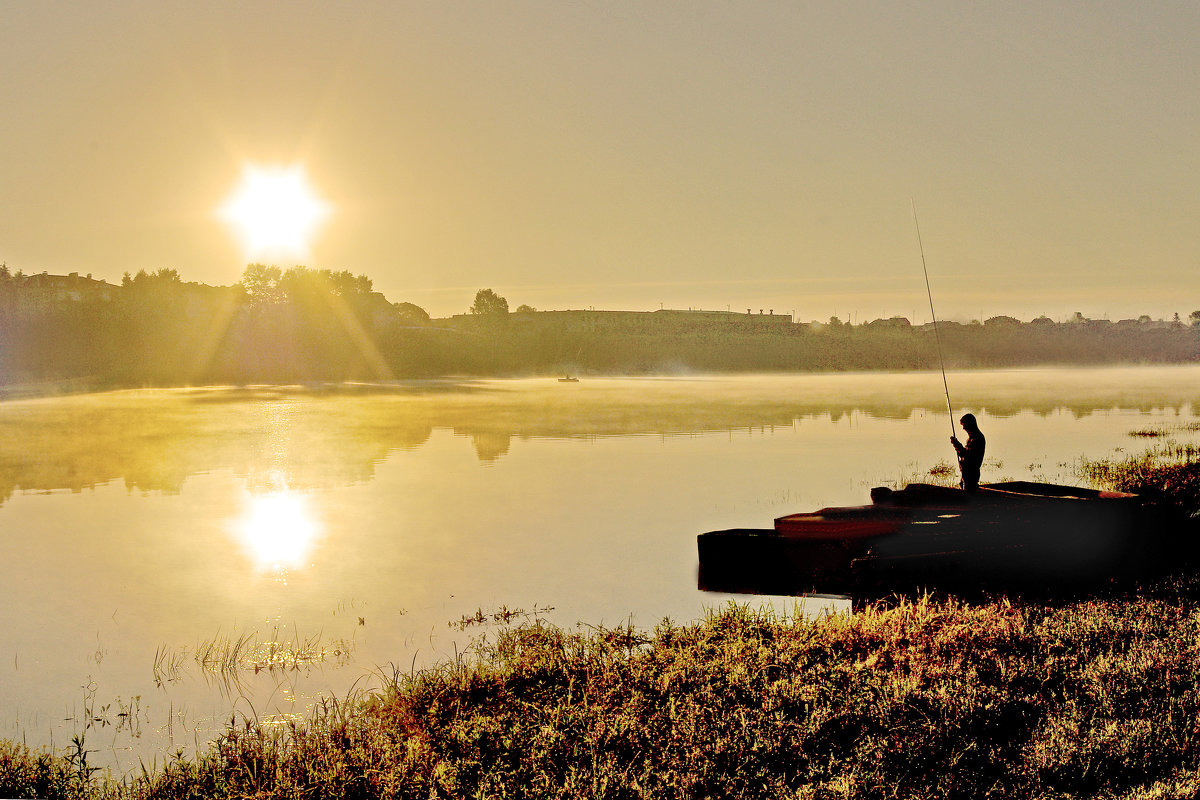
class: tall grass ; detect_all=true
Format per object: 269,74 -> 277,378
1077,437 -> 1200,513
10,591 -> 1200,799
150,626 -> 357,698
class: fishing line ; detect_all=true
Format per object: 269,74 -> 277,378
911,200 -> 955,437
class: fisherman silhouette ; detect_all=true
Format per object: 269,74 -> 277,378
951,413 -> 985,491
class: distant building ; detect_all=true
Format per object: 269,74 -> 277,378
177,282 -> 244,320
6,272 -> 117,313
984,315 -> 1022,328
446,307 -> 795,333
864,316 -> 912,330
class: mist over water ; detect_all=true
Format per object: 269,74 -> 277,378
2,365 -> 1198,770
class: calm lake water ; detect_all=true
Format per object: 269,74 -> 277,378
3,365 -> 1200,770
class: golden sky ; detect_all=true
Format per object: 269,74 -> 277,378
3,2 -> 1197,322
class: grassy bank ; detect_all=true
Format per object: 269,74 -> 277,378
6,459 -> 1200,799
8,591 -> 1200,799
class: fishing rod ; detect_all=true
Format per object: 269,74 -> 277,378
911,200 -> 955,437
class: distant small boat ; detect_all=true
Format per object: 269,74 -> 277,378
698,481 -> 1187,598
558,376 -> 579,382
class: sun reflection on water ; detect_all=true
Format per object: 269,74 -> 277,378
233,490 -> 321,575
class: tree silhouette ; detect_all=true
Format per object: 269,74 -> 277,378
241,263 -> 284,307
394,302 -> 430,324
470,288 -> 509,316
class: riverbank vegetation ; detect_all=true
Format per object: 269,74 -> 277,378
1,266 -> 1198,387
5,456 -> 1200,799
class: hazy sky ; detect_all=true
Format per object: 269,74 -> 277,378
4,2 -> 1197,321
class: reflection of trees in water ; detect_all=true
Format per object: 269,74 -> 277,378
0,372 -> 1196,501
468,430 -> 513,463
0,389 -> 432,504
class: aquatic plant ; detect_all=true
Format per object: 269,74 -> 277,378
451,604 -> 556,631
884,459 -> 960,490
191,626 -> 354,677
1128,421 -> 1200,438
1077,441 -> 1200,513
152,644 -> 187,688
149,626 -> 359,700
925,459 -> 957,481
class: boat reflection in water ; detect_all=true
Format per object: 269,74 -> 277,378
698,481 -> 1194,600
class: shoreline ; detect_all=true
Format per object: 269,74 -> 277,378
4,455 -> 1200,798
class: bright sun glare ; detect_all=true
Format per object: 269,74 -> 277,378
235,491 -> 321,573
219,164 -> 330,259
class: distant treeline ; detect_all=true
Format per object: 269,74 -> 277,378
454,311 -> 1200,375
0,265 -> 439,385
0,266 -> 1198,386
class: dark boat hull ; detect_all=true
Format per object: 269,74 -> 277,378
698,482 -> 1182,598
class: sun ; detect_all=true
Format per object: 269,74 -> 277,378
218,164 -> 330,259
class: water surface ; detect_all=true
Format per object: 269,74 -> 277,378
2,366 -> 1198,769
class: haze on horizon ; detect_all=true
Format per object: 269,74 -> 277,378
3,2 -> 1197,323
